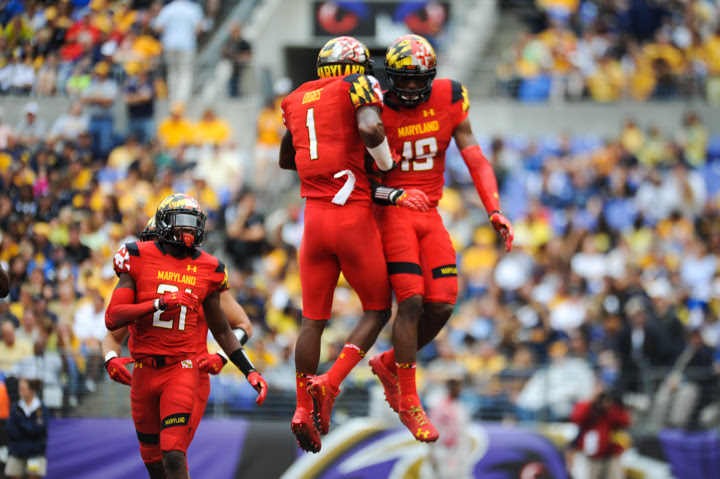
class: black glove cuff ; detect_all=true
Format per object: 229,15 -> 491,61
228,348 -> 257,377
488,210 -> 501,219
234,327 -> 249,346
373,186 -> 404,206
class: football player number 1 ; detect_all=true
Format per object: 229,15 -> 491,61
152,284 -> 192,330
306,108 -> 318,160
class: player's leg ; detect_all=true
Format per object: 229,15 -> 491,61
418,217 -> 458,349
292,204 -> 339,452
158,363 -> 198,479
184,372 -> 211,471
131,364 -> 165,478
308,205 -> 393,434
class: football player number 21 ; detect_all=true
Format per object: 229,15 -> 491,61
153,284 -> 192,330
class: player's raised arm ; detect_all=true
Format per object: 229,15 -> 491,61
203,289 -> 267,405
279,129 -> 297,170
454,117 -> 514,251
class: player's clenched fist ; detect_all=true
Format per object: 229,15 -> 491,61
396,189 -> 430,212
105,356 -> 134,386
197,352 -> 226,375
489,211 -> 514,252
155,291 -> 199,311
247,371 -> 268,406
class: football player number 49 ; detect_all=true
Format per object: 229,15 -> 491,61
153,284 -> 192,330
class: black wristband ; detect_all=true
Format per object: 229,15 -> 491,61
373,186 -> 404,206
228,348 -> 256,377
234,327 -> 249,346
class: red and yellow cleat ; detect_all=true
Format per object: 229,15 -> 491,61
307,374 -> 340,435
369,354 -> 401,412
291,407 -> 322,453
398,396 -> 439,443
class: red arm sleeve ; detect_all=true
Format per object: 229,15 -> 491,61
460,144 -> 501,215
105,287 -> 156,331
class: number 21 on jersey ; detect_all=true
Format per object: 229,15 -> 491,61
152,284 -> 192,330
399,137 -> 438,171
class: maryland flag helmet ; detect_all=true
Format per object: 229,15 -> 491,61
139,216 -> 157,242
385,34 -> 437,107
155,193 -> 206,249
317,36 -> 374,79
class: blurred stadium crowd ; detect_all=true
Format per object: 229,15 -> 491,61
495,0 -> 720,102
0,0 -> 718,441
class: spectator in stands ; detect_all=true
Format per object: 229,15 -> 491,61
48,102 -> 89,145
649,329 -> 717,430
0,320 -> 32,373
63,224 -> 91,266
0,108 -> 14,149
224,190 -> 266,273
154,0 -> 205,104
0,298 -> 19,328
10,54 -> 36,96
570,390 -> 631,479
5,377 -> 50,479
157,101 -> 193,150
15,102 -> 46,150
64,63 -> 92,99
122,63 -> 155,144
194,107 -> 231,146
9,335 -> 65,412
516,339 -> 595,420
35,53 -> 59,97
72,288 -> 106,393
222,22 -> 252,98
82,61 -> 118,159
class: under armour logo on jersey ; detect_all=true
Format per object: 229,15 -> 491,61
187,265 -> 197,272
423,109 -> 435,117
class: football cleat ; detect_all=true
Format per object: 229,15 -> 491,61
369,354 -> 401,412
307,374 -> 340,435
291,407 -> 322,453
398,396 -> 439,443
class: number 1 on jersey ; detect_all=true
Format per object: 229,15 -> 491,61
306,108 -> 318,160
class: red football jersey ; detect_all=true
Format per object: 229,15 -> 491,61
281,73 -> 384,204
112,241 -> 229,358
381,79 -> 469,206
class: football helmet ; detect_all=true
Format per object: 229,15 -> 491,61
155,193 -> 206,249
139,216 -> 157,242
317,36 -> 373,79
385,34 -> 437,107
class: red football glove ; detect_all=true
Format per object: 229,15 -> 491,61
396,189 -> 430,212
105,357 -> 134,386
157,291 -> 198,311
247,371 -> 267,406
197,352 -> 227,375
489,211 -> 514,252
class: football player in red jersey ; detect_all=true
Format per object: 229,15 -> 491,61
102,216 -> 255,459
104,194 -> 267,479
368,34 -> 514,443
279,36 -> 429,453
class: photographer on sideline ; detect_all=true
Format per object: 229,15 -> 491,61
570,389 -> 631,479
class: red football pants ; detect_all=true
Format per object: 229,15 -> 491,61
374,206 -> 458,304
300,200 -> 392,320
186,373 -> 210,447
130,359 -> 198,463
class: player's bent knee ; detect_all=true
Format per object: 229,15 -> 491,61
426,302 -> 454,322
163,450 -> 187,474
398,295 -> 423,317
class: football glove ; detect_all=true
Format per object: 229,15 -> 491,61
489,211 -> 514,252
396,189 -> 430,212
155,291 -> 198,312
105,357 -> 134,386
247,371 -> 268,406
197,352 -> 227,375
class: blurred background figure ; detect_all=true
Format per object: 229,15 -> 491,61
428,378 -> 472,479
222,23 -> 252,98
570,389 -> 631,479
5,378 -> 50,479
